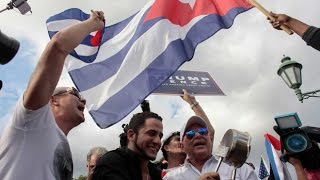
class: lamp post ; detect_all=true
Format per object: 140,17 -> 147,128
0,0 -> 31,15
277,56 -> 320,103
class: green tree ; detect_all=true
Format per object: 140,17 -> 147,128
74,175 -> 87,180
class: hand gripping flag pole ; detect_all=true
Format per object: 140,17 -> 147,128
246,0 -> 293,35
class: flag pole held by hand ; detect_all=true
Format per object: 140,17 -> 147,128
91,10 -> 99,17
247,0 -> 293,35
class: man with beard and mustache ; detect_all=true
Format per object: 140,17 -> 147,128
92,112 -> 163,180
163,116 -> 258,180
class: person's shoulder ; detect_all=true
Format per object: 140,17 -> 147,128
163,164 -> 194,180
163,165 -> 187,178
238,163 -> 255,171
98,148 -> 128,163
238,163 -> 258,179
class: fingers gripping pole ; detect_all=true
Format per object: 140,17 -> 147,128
247,0 -> 293,35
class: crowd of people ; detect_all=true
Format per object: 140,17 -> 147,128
0,8 -> 319,180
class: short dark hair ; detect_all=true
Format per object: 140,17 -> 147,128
128,112 -> 162,134
161,131 -> 180,160
119,124 -> 129,148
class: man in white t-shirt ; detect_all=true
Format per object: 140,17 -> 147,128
0,11 -> 105,180
163,116 -> 258,180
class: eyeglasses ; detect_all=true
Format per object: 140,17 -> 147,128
185,128 -> 208,140
54,87 -> 82,100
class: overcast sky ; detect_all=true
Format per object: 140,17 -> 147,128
1,0 -> 320,178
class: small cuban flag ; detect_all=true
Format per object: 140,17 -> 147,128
259,155 -> 270,179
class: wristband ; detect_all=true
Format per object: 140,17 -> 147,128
190,101 -> 199,109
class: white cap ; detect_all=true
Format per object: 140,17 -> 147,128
180,116 -> 207,140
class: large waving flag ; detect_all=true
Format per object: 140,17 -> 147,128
46,0 -> 252,128
264,134 -> 292,180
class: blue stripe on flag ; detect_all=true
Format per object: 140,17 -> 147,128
48,30 -> 99,63
89,39 -> 189,127
47,8 -> 90,22
70,7 -> 250,92
69,8 -> 158,91
265,139 -> 281,180
47,2 -> 252,128
89,7 -> 250,128
102,13 -> 139,43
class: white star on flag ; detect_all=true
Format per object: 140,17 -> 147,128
179,0 -> 197,9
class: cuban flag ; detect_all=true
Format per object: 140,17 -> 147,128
264,134 -> 292,180
46,0 -> 252,128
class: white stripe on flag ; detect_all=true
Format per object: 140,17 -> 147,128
271,145 -> 285,179
81,15 -> 205,110
48,19 -> 98,37
261,156 -> 270,174
74,44 -> 98,56
47,19 -> 81,31
64,1 -> 153,71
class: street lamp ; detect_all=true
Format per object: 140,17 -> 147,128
0,0 -> 32,15
277,56 -> 320,103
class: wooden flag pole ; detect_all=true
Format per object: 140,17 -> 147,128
91,10 -> 99,17
247,0 -> 293,35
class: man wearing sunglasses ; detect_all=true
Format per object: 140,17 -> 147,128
160,89 -> 214,175
0,11 -> 105,180
163,116 -> 258,180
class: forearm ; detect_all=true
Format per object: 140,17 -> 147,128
192,103 -> 215,139
53,18 -> 101,54
293,164 -> 308,180
181,89 -> 215,139
285,18 -> 310,37
24,17 -> 102,110
24,43 -> 66,110
289,159 -> 308,180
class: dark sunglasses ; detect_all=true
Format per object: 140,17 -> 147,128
185,128 -> 208,140
54,87 -> 82,100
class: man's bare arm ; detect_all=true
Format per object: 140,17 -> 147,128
268,12 -> 309,37
24,11 -> 105,110
181,89 -> 215,140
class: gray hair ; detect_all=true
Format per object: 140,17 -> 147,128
86,147 -> 108,162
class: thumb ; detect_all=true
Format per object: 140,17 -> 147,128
270,11 -> 277,17
182,89 -> 187,94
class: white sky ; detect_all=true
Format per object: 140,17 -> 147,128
1,0 -> 320,178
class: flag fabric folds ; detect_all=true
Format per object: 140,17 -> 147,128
46,0 -> 252,128
264,134 -> 292,180
259,156 -> 270,179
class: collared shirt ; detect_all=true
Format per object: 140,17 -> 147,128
163,156 -> 258,180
